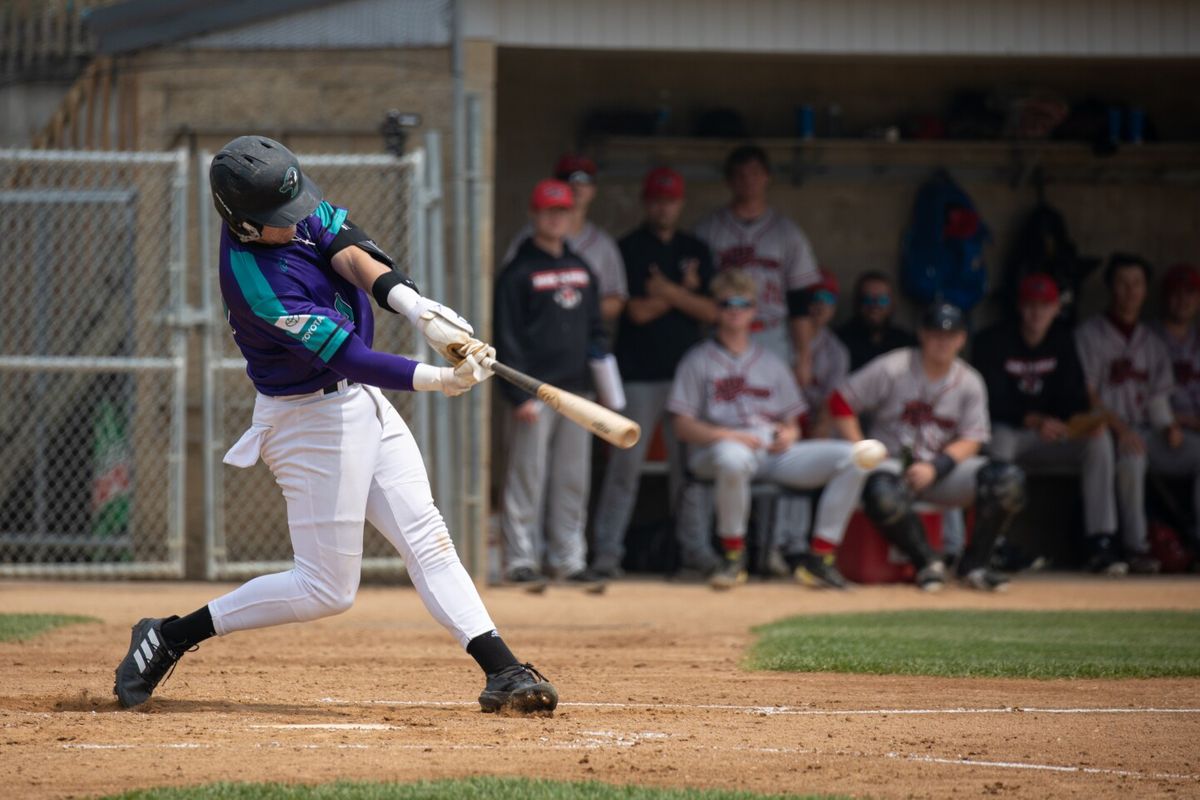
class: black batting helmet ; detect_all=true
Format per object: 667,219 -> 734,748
209,136 -> 322,242
920,302 -> 967,332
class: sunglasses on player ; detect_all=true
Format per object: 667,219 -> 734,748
718,296 -> 755,309
812,289 -> 837,306
860,294 -> 891,308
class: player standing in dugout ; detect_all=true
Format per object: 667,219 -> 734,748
113,136 -> 557,715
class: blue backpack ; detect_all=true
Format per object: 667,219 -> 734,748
900,171 -> 990,312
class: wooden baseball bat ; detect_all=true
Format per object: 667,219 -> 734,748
484,357 -> 641,449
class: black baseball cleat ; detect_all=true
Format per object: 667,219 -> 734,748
479,662 -> 558,714
113,617 -> 188,709
959,567 -> 1011,593
793,553 -> 850,590
915,560 -> 947,592
564,567 -> 608,594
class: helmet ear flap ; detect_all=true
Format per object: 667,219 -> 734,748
237,220 -> 263,243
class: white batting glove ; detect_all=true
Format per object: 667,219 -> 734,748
455,338 -> 495,376
416,302 -> 475,362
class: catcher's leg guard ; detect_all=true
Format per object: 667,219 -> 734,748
862,472 -> 937,569
960,460 -> 1026,574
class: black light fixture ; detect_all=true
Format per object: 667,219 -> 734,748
381,110 -> 423,156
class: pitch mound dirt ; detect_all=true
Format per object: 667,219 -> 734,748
2,576 -> 1199,799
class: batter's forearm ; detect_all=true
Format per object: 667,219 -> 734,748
326,334 -> 418,391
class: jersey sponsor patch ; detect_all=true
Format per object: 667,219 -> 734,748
275,313 -> 312,335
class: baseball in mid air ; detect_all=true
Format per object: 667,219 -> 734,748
851,439 -> 888,470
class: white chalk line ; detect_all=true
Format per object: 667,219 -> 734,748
892,753 -> 1199,782
316,698 -> 1200,717
247,723 -> 402,731
57,738 -> 1200,782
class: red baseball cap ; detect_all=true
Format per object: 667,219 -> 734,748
642,166 -> 684,200
529,179 -> 574,211
553,154 -> 597,183
815,268 -> 840,296
1018,273 -> 1060,305
1163,263 -> 1200,293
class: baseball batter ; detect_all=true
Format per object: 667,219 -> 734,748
1076,254 -> 1200,571
113,136 -> 557,714
668,270 -> 872,590
694,145 -> 820,371
502,154 -> 627,321
830,303 -> 1025,592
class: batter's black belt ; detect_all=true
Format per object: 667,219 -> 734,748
321,379 -> 357,395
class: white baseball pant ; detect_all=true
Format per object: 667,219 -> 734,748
988,424 -> 1118,537
684,439 -> 869,543
208,384 -> 495,647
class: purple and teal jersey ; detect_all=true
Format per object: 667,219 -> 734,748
219,201 -> 376,396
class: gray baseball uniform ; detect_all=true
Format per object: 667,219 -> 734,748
804,326 -> 851,420
667,340 -> 869,546
504,222 -> 628,300
693,207 -> 820,363
1079,315 -> 1200,553
838,348 -> 991,507
1150,322 -> 1200,419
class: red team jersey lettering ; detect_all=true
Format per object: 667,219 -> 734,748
1108,357 -> 1150,386
900,400 -> 958,432
712,376 -> 773,403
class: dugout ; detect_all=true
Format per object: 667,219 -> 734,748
488,8 -> 1200,571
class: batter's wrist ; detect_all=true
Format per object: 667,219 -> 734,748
411,363 -> 447,392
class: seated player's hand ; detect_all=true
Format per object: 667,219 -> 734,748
415,299 -> 474,361
1037,416 -> 1069,442
768,423 -> 798,454
905,461 -> 937,493
724,429 -> 764,451
1166,423 -> 1184,450
1117,426 -> 1146,456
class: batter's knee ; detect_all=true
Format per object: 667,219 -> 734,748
294,563 -> 360,620
976,461 -> 1026,514
861,471 -> 912,526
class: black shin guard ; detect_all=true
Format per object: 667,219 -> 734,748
880,513 -> 938,569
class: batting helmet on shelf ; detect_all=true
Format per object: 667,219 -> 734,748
209,135 -> 323,242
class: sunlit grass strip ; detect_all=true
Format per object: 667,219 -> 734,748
749,610 -> 1200,679
0,613 -> 97,642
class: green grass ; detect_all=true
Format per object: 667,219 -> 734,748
0,613 -> 97,642
749,609 -> 1200,679
101,778 -> 840,800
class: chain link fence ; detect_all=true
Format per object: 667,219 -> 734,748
201,149 -> 438,580
0,150 -> 188,577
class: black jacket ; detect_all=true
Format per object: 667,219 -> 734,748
972,318 -> 1090,426
837,317 -> 917,371
493,238 -> 607,405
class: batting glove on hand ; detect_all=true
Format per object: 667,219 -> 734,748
454,338 -> 495,376
414,300 -> 475,362
437,353 -> 491,397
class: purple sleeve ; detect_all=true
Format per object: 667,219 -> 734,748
326,333 -> 419,392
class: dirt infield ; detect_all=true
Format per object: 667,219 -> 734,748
2,576 -> 1199,799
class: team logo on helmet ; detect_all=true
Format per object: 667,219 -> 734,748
279,166 -> 300,198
